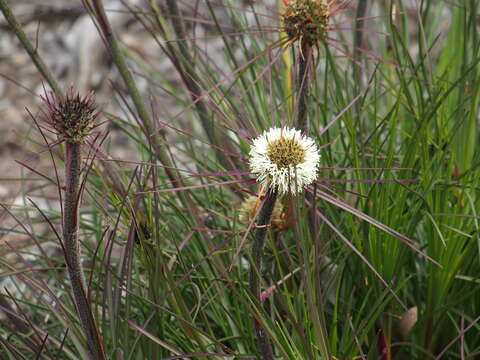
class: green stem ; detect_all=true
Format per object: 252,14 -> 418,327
0,0 -> 63,98
249,189 -> 278,360
64,142 -> 106,360
352,0 -> 368,142
205,0 -> 261,131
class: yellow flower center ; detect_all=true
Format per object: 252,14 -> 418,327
267,137 -> 306,169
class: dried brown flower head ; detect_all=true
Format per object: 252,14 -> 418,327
239,196 -> 287,231
282,0 -> 330,45
42,90 -> 99,143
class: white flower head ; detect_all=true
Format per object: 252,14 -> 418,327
249,127 -> 320,195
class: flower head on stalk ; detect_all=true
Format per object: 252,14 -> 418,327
276,0 -> 384,68
249,127 -> 320,195
282,0 -> 330,46
41,89 -> 100,143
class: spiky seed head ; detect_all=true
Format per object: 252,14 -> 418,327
42,90 -> 99,143
282,0 -> 329,45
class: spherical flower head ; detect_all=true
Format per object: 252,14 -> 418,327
282,0 -> 329,45
249,127 -> 320,195
42,90 -> 99,143
239,195 -> 286,230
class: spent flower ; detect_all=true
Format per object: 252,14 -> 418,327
282,0 -> 330,45
239,195 -> 286,231
42,89 -> 99,143
249,127 -> 320,195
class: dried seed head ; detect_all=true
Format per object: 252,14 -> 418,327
282,0 -> 329,45
239,196 -> 286,231
43,90 -> 99,143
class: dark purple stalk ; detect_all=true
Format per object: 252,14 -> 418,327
296,43 -> 312,133
64,141 -> 105,360
249,189 -> 278,360
353,0 -> 368,88
295,42 -> 319,250
353,0 -> 368,128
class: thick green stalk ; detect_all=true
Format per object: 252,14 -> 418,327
352,0 -> 368,140
0,0 -> 63,97
249,190 -> 278,360
64,142 -> 106,360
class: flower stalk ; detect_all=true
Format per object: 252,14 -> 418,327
282,0 -> 330,132
353,0 -> 368,82
63,141 -> 106,360
42,90 -> 106,359
296,43 -> 312,133
249,189 -> 278,360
